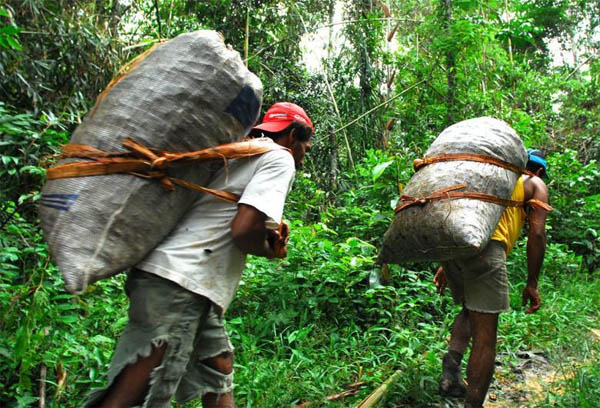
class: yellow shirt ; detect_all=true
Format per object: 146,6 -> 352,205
491,176 -> 526,255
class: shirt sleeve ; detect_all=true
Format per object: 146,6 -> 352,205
238,148 -> 295,230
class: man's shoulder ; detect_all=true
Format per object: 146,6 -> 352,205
524,175 -> 547,189
523,175 -> 548,202
255,140 -> 294,166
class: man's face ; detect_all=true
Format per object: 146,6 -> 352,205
291,137 -> 311,169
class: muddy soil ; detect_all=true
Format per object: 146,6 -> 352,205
437,350 -> 570,408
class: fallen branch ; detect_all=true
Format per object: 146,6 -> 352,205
327,388 -> 360,401
327,381 -> 367,401
355,370 -> 402,408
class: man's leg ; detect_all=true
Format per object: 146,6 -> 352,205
465,310 -> 499,408
82,270 -> 211,408
99,343 -> 167,407
201,352 -> 234,408
174,306 -> 235,406
440,307 -> 470,397
449,307 -> 471,353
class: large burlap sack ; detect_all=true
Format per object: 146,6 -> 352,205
378,117 -> 527,264
39,30 -> 263,293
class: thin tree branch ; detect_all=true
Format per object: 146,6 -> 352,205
564,55 -> 596,81
39,364 -> 47,408
325,73 -> 356,173
333,78 -> 427,134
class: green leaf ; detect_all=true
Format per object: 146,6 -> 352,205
16,395 -> 39,407
372,160 -> 394,182
5,33 -> 21,51
90,334 -> 113,344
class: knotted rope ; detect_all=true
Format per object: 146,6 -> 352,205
396,152 -> 553,213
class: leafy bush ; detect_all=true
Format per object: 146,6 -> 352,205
546,150 -> 600,271
0,103 -> 68,220
0,201 -> 129,406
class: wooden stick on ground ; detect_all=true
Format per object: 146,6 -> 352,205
354,370 -> 402,408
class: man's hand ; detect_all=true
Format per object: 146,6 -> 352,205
522,285 -> 541,314
268,221 -> 289,258
433,266 -> 447,295
232,204 -> 281,258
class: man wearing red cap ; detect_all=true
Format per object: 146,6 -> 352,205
85,103 -> 313,408
249,102 -> 314,168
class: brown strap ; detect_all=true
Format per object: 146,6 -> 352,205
46,139 -> 290,202
169,177 -> 241,203
47,158 -> 152,179
526,199 -> 553,212
395,185 -> 552,213
47,139 -> 286,179
127,171 -> 241,203
413,153 -> 535,176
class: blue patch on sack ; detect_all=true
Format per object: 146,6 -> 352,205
225,85 -> 261,129
40,194 -> 78,211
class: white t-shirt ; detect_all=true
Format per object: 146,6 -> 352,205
136,138 -> 295,313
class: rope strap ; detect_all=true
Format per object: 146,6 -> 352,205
46,138 -> 290,203
130,171 -> 242,203
400,153 -> 549,213
413,153 -> 535,176
46,138 -> 290,257
47,138 -> 281,179
394,184 -> 552,213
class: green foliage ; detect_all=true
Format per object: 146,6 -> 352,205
0,202 -> 128,405
545,150 -> 600,270
1,1 -> 123,119
1,0 -> 600,406
0,103 -> 68,220
0,7 -> 22,50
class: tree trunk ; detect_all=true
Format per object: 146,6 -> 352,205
440,0 -> 456,127
327,0 -> 339,190
329,129 -> 339,191
109,0 -> 131,37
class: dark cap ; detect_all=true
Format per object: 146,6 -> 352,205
527,148 -> 548,178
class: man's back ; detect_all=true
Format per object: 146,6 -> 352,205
136,139 -> 295,313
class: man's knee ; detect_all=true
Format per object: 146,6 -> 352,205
202,352 -> 234,375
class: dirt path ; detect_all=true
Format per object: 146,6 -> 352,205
487,351 -> 565,407
438,350 -> 572,408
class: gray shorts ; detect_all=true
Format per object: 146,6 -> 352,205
83,270 -> 234,408
442,240 -> 509,313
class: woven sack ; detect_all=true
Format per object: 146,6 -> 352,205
39,30 -> 263,293
378,117 -> 527,264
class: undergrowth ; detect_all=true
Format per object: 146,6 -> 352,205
1,111 -> 599,406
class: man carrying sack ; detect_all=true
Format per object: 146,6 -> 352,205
433,149 -> 550,408
84,102 -> 313,408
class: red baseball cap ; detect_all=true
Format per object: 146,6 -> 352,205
252,102 -> 314,133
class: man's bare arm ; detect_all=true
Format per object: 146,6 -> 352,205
523,176 -> 549,313
231,203 -> 279,258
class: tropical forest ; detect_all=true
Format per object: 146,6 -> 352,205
1,0 -> 599,407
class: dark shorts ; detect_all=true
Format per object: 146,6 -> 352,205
83,270 -> 234,408
442,240 -> 510,313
